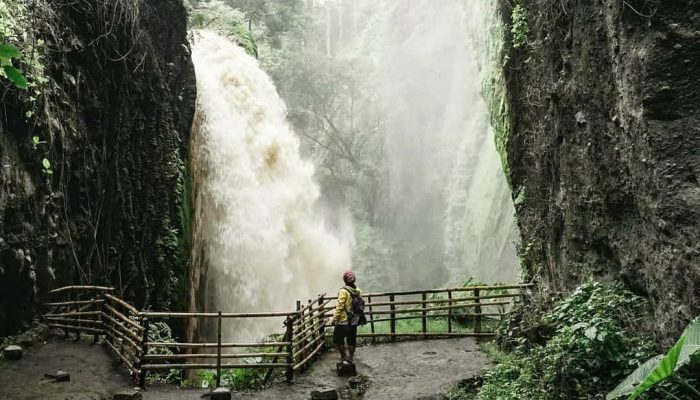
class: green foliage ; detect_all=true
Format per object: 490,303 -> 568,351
510,3 -> 529,49
41,158 -> 52,174
0,44 -> 26,89
145,321 -> 181,384
468,282 -> 655,400
189,1 -> 259,57
0,0 -> 50,109
229,23 -> 257,57
608,317 -> 700,400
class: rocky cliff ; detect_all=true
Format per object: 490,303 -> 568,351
499,0 -> 699,341
0,0 -> 195,335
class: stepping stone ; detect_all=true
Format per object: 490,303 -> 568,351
336,362 -> 357,377
210,387 -> 231,400
44,370 -> 71,382
311,389 -> 338,400
113,389 -> 142,400
3,345 -> 22,360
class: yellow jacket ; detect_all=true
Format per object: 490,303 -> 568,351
332,286 -> 361,324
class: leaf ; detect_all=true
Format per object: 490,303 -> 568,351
585,326 -> 598,340
33,136 -> 40,144
606,356 -> 663,399
0,44 -> 22,59
42,158 -> 50,169
607,317 -> 700,400
3,65 -> 27,89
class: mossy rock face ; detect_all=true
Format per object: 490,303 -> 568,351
0,0 -> 196,335
497,0 -> 700,342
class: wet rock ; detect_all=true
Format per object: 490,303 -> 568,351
3,345 -> 22,360
336,362 -> 357,377
44,370 -> 70,382
210,387 -> 231,400
113,389 -> 142,400
310,389 -> 338,400
575,111 -> 587,126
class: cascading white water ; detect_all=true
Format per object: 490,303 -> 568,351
189,31 -> 351,342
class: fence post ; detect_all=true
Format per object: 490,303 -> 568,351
421,292 -> 427,336
62,290 -> 70,339
93,294 -> 101,344
75,291 -> 82,341
368,295 -> 375,344
216,311 -> 222,388
474,289 -> 481,334
447,290 -> 453,333
389,294 -> 396,342
285,316 -> 294,383
139,317 -> 149,389
317,295 -> 325,358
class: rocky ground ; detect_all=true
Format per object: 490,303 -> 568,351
0,336 -> 488,400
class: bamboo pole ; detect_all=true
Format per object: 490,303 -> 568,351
104,323 -> 141,353
354,332 -> 495,338
48,323 -> 102,334
42,311 -> 101,317
105,336 -> 138,376
389,294 -> 396,343
292,331 -> 325,359
140,311 -> 296,319
421,293 -> 427,336
105,293 -> 140,316
101,312 -> 142,343
75,290 -> 82,341
324,284 -> 532,299
144,352 -> 289,360
48,285 -> 113,294
139,318 -> 149,388
141,362 -> 290,370
474,289 -> 481,334
45,299 -> 104,307
351,293 -> 519,307
317,295 -> 326,363
292,339 -> 324,370
216,311 -> 222,388
264,316 -> 294,383
145,341 -> 291,348
104,304 -> 143,331
45,316 -> 103,325
365,312 -> 504,324
285,317 -> 294,382
363,301 -> 510,315
447,290 -> 452,333
368,295 -> 375,343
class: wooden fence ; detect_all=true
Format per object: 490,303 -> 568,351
42,284 -> 530,388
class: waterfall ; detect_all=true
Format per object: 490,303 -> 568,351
189,31 -> 351,342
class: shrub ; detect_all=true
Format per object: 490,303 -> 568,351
473,282 -> 655,400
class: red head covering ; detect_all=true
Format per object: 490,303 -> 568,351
343,271 -> 356,284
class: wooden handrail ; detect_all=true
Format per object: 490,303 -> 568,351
48,285 -> 114,294
44,282 -> 527,388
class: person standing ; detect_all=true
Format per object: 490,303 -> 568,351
332,271 -> 363,364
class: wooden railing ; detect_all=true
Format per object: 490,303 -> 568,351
42,283 -> 531,388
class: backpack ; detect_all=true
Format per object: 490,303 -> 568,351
343,287 -> 367,326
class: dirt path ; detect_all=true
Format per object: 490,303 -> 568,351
1,337 -> 488,400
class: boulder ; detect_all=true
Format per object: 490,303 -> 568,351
113,389 -> 142,400
336,362 -> 357,377
44,370 -> 70,382
3,345 -> 22,360
210,387 -> 231,400
310,389 -> 338,400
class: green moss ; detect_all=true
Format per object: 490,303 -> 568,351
476,3 -> 512,188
